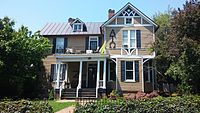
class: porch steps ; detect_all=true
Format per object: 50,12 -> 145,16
61,88 -> 96,99
78,88 -> 96,98
61,88 -> 76,99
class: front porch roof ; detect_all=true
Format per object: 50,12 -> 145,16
55,54 -> 109,62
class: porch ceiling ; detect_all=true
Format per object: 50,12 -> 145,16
55,54 -> 109,62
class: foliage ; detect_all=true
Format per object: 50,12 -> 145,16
0,100 -> 53,113
48,89 -> 54,100
0,17 -> 52,98
75,96 -> 200,113
48,100 -> 75,112
153,1 -> 200,94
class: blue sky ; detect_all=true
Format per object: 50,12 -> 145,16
0,0 -> 186,32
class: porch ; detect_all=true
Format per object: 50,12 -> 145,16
54,54 -> 109,99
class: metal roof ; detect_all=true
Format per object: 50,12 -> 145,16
40,22 -> 103,35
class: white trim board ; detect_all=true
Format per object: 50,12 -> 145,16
102,2 -> 158,28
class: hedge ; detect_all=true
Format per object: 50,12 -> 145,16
0,100 -> 53,113
75,96 -> 200,113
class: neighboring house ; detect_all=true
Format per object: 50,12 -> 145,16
40,2 -> 158,99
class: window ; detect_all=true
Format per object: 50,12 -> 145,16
55,38 -> 64,53
125,18 -> 132,24
51,64 -> 66,81
73,24 -> 82,32
122,30 -> 136,48
125,61 -> 135,81
89,36 -> 98,51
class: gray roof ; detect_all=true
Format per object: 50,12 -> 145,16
40,22 -> 103,35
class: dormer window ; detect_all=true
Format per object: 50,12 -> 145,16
73,24 -> 82,32
125,18 -> 132,24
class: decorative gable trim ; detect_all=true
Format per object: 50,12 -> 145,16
71,18 -> 84,25
102,2 -> 158,28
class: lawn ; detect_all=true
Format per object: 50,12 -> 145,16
48,100 -> 75,112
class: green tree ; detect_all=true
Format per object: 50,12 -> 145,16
153,10 -> 174,91
166,0 -> 200,94
154,0 -> 200,94
0,17 -> 51,98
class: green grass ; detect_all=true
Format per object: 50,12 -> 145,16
48,100 -> 75,112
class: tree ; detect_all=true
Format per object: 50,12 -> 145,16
154,0 -> 200,94
0,17 -> 51,98
153,10 -> 175,92
166,0 -> 200,94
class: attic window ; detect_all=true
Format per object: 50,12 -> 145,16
126,18 -> 132,24
73,24 -> 82,32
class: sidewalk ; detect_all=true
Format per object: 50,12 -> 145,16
55,106 -> 75,113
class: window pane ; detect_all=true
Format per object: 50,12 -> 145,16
130,30 -> 135,39
126,18 -> 132,24
90,41 -> 97,50
126,71 -> 133,79
122,31 -> 128,47
130,39 -> 136,47
126,61 -> 133,70
130,30 -> 136,48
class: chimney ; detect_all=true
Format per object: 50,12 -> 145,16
68,18 -> 75,23
108,9 -> 115,19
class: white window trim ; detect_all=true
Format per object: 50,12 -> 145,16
55,37 -> 64,54
88,36 -> 98,50
125,61 -> 135,82
73,23 -> 83,32
53,64 -> 65,82
124,17 -> 133,25
122,30 -> 136,48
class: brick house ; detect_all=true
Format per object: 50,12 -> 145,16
40,2 -> 158,99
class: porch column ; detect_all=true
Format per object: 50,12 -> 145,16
78,61 -> 83,88
56,61 -> 61,89
115,58 -> 118,91
96,60 -> 100,98
65,63 -> 68,81
141,58 -> 144,92
103,58 -> 106,89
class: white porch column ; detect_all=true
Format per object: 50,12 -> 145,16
76,61 -> 83,97
56,61 -> 61,89
103,58 -> 106,89
65,63 -> 68,81
96,60 -> 100,98
115,58 -> 118,91
78,61 -> 83,88
141,58 -> 144,92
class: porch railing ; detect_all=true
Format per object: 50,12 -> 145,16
54,46 -> 101,54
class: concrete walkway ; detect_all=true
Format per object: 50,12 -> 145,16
55,106 -> 75,113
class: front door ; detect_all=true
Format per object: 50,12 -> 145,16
88,63 -> 97,88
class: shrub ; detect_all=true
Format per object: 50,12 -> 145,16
75,95 -> 200,113
0,100 -> 53,113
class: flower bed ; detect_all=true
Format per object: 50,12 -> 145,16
75,95 -> 200,113
0,100 -> 53,113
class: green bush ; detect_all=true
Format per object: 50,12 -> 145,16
75,96 -> 200,113
0,100 -> 53,113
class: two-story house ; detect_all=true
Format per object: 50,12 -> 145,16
41,2 -> 158,99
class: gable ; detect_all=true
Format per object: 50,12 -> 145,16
102,2 -> 158,27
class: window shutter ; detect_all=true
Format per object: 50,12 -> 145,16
85,37 -> 89,50
135,61 -> 139,82
64,38 -> 68,53
136,30 -> 141,48
52,38 -> 56,54
121,61 -> 125,82
98,37 -> 102,48
50,64 -> 55,82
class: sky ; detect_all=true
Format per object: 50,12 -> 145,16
0,0 -> 186,32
